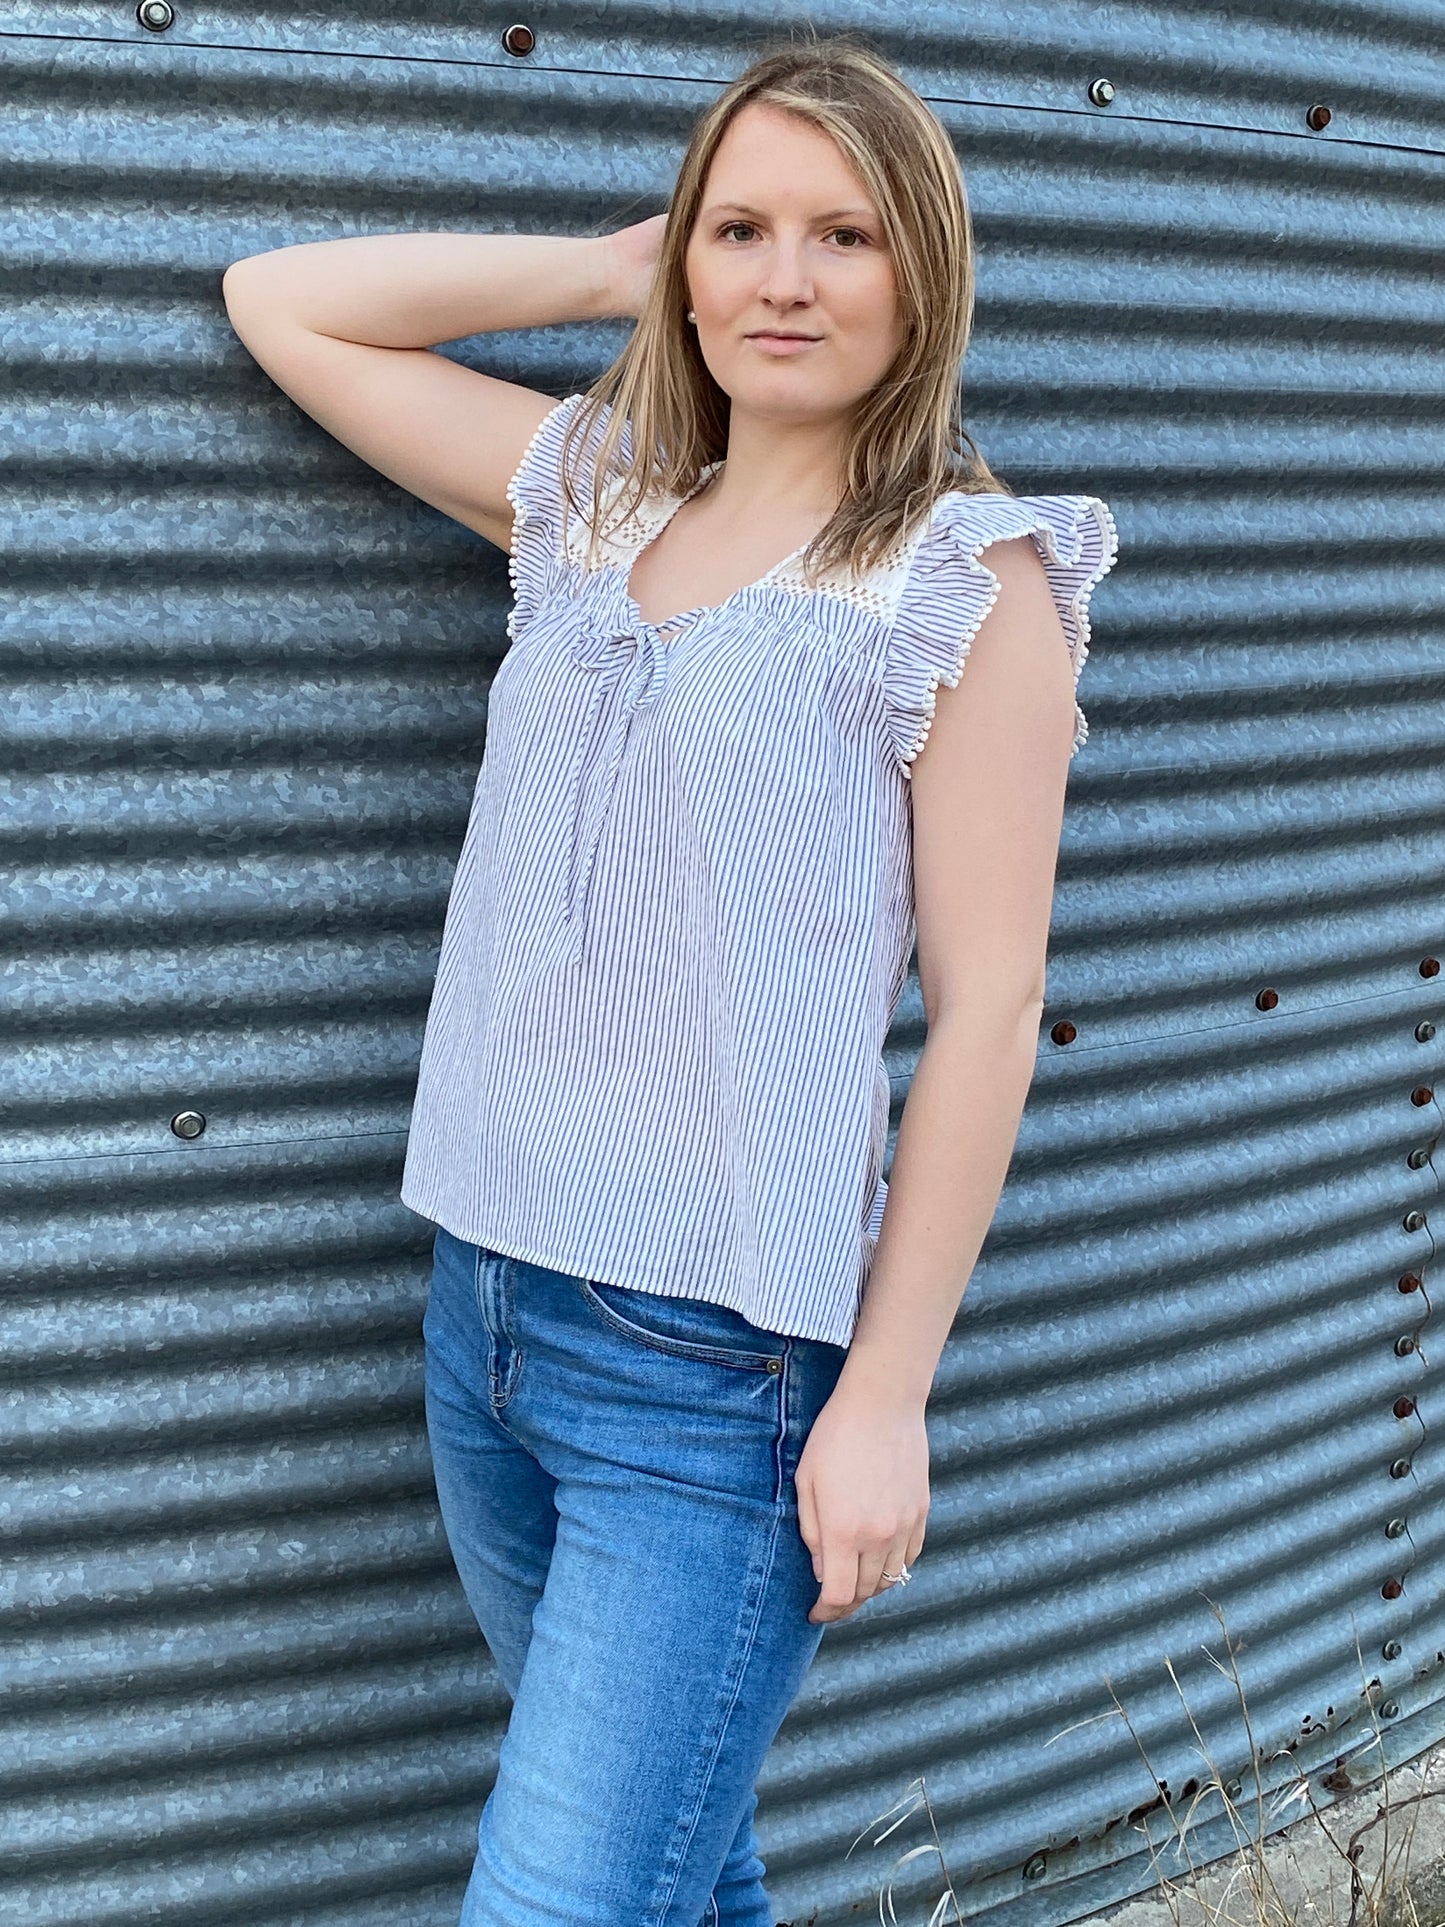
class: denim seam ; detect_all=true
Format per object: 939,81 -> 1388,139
772,1340 -> 794,1509
474,1249 -> 525,1418
470,1239 -> 485,1345
495,1256 -> 525,1410
649,1505 -> 786,1924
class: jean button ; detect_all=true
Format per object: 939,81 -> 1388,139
766,1357 -> 782,1373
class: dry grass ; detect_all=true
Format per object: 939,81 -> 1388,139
845,1598 -> 1445,1927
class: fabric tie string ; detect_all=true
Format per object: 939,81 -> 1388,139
548,618 -> 674,968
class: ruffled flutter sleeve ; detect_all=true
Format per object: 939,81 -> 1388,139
882,492 -> 1119,773
503,390 -> 622,643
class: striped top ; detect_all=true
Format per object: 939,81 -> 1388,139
400,390 -> 1118,1347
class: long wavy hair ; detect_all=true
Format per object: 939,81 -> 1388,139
557,27 -> 1010,588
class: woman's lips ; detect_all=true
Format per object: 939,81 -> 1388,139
747,333 -> 822,354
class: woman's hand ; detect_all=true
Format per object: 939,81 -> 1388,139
598,212 -> 670,320
795,1379 -> 930,1624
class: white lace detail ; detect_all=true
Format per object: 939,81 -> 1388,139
767,532 -> 926,622
566,466 -> 938,626
559,466 -> 710,576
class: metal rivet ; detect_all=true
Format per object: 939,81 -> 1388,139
1383,1638 -> 1403,1660
1399,1272 -> 1422,1294
1022,1851 -> 1048,1880
1381,1699 -> 1399,1718
1396,1334 -> 1418,1357
1223,1777 -> 1242,1800
1382,1580 -> 1404,1600
502,22 -> 536,55
137,0 -> 174,27
1421,958 -> 1440,979
1410,1086 -> 1434,1107
1408,1148 -> 1431,1169
1050,1019 -> 1077,1046
1390,1457 -> 1413,1479
170,1108 -> 206,1140
1256,987 -> 1280,1011
1087,77 -> 1115,107
1386,1518 -> 1408,1539
1403,1209 -> 1427,1233
1395,1396 -> 1417,1419
1417,1020 -> 1437,1042
1306,103 -> 1332,131
766,1357 -> 782,1373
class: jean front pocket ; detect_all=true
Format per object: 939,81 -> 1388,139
575,1276 -> 787,1376
568,1276 -> 793,1505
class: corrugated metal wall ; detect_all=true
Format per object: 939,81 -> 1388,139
5,5 -> 1442,1923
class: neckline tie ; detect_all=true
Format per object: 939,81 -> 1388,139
544,615 -> 678,969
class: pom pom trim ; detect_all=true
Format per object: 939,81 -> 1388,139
503,392 -> 583,645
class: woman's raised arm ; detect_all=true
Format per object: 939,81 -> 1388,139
220,231 -> 620,549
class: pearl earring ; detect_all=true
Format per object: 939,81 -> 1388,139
686,310 -> 697,322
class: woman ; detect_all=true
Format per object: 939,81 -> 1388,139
222,29 -> 1118,1926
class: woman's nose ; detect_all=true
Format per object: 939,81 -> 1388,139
755,245 -> 813,304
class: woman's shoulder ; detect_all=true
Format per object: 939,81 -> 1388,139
503,392 -> 635,640
915,485 -> 1118,570
768,483 -> 1117,644
881,484 -> 1120,770
506,391 -> 630,523
898,485 -> 1119,632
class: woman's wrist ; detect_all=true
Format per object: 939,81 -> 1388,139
554,233 -> 620,323
834,1342 -> 935,1414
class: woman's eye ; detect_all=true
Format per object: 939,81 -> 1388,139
717,222 -> 871,247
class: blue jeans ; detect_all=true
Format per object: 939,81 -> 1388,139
421,1225 -> 852,1926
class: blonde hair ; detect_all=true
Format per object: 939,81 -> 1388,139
558,26 -> 1010,588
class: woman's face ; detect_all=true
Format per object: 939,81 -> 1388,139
684,102 -> 903,430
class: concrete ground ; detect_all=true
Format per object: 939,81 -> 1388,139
1084,1744 -> 1445,1927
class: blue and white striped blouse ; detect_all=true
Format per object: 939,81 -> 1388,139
400,390 -> 1118,1347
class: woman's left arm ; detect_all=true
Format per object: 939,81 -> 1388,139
798,533 -> 1081,1625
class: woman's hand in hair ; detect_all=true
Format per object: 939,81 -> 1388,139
795,1381 -> 930,1624
599,212 -> 669,319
